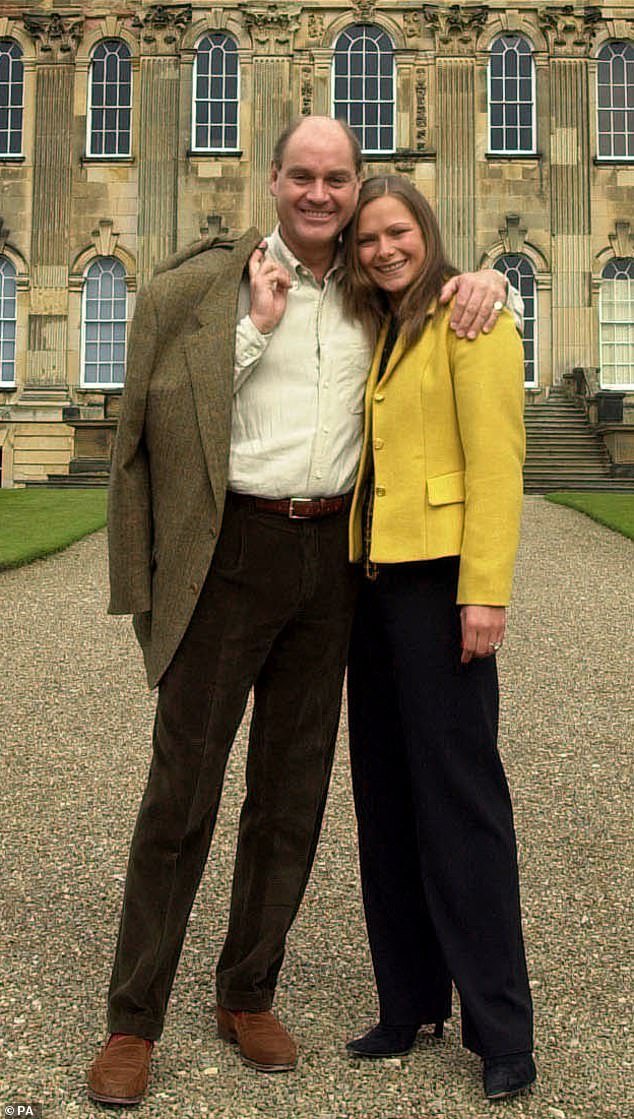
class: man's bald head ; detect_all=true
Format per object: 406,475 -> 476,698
272,116 -> 363,175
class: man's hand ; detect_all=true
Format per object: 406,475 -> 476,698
248,242 -> 292,335
460,605 -> 506,665
440,270 -> 507,340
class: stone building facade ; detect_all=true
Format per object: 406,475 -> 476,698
0,0 -> 632,486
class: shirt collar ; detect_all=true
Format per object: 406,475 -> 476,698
266,225 -> 344,282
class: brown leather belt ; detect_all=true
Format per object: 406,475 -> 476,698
228,491 -> 353,520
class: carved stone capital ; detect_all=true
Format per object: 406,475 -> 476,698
131,5 -> 192,55
538,6 -> 603,55
499,214 -> 528,255
422,5 -> 488,53
609,221 -> 634,260
90,220 -> 120,259
240,4 -> 300,54
307,12 -> 325,43
23,12 -> 84,61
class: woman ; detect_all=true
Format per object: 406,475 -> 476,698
342,177 -> 535,1101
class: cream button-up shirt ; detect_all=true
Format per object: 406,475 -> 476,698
229,225 -> 524,500
229,226 -> 372,498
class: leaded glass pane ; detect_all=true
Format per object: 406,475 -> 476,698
88,40 -> 132,158
493,255 -> 537,385
193,34 -> 240,151
0,256 -> 17,384
332,25 -> 395,154
0,41 -> 23,157
488,36 -> 535,154
81,258 -> 128,386
600,259 -> 634,386
596,42 -> 634,159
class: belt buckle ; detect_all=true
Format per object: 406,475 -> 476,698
288,497 -> 315,519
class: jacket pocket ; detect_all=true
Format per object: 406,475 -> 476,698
427,470 -> 465,506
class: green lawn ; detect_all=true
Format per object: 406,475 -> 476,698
545,491 -> 634,541
0,488 -> 108,571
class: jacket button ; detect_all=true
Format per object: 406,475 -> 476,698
375,392 -> 385,402
375,486 -> 386,497
374,438 -> 384,450
190,582 -> 199,594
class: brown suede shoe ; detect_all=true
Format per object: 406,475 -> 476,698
216,1005 -> 298,1071
87,1034 -> 153,1105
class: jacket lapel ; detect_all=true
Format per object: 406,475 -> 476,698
183,227 -> 261,511
373,300 -> 440,388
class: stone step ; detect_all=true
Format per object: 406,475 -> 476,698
525,480 -> 634,493
44,473 -> 109,487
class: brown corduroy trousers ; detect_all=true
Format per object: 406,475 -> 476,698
107,494 -> 359,1041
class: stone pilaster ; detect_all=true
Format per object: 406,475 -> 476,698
539,7 -> 600,379
311,48 -> 332,117
240,4 -> 300,230
24,12 -> 83,388
133,5 -> 192,285
423,8 -> 488,270
436,59 -> 476,270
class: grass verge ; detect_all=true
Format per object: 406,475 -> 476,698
0,488 -> 108,571
545,491 -> 634,541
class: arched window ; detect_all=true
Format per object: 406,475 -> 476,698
0,40 -> 24,157
81,258 -> 128,387
599,258 -> 634,387
193,34 -> 239,152
88,40 -> 132,157
597,41 -> 634,160
493,255 -> 537,386
333,25 -> 395,155
488,36 -> 535,154
0,256 -> 17,386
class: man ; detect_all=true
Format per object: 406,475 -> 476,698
88,115 -> 517,1106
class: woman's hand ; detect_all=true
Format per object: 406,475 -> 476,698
248,242 -> 292,335
460,605 -> 506,664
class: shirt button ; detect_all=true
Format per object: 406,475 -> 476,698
190,582 -> 199,594
375,486 -> 386,497
322,427 -> 330,434
374,438 -> 384,450
375,392 -> 385,402
315,471 -> 322,479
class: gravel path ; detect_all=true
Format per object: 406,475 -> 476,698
1,497 -> 632,1119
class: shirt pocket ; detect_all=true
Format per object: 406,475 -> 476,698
332,341 -> 371,414
427,470 -> 465,506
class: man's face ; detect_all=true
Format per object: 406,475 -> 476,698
270,120 -> 361,261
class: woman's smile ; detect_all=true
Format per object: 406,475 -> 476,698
356,195 -> 427,301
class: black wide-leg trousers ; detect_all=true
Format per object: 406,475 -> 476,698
107,495 -> 358,1041
347,558 -> 533,1059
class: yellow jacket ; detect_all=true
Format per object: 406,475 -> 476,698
348,303 -> 525,606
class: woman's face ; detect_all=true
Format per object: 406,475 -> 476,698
356,195 -> 427,302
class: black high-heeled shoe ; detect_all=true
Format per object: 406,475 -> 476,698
346,1020 -> 444,1059
483,1052 -> 537,1100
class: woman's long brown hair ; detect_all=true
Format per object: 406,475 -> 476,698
342,175 -> 458,350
